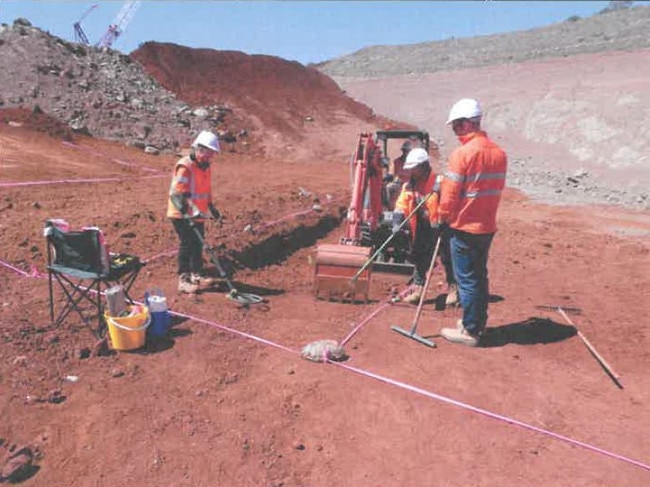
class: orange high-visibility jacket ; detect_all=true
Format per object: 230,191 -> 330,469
166,156 -> 212,221
395,171 -> 441,240
439,131 -> 507,234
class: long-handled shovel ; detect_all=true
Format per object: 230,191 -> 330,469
349,191 -> 435,284
186,218 -> 263,305
390,234 -> 442,348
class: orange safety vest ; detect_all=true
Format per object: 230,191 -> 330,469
395,170 -> 441,240
166,156 -> 212,221
439,131 -> 507,234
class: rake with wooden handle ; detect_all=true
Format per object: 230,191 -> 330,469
555,306 -> 622,389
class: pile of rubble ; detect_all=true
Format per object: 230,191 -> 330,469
0,18 -> 244,154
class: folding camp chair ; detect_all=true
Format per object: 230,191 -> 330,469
45,220 -> 144,336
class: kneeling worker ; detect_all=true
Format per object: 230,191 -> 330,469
394,148 -> 456,304
167,130 -> 223,294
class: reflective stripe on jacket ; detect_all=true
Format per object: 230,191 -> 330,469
166,156 -> 212,220
395,171 -> 441,240
439,131 -> 507,234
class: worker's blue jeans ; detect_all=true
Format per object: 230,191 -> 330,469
450,230 -> 494,335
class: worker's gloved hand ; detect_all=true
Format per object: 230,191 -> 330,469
383,174 -> 394,183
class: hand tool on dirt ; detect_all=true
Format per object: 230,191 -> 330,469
186,217 -> 263,306
535,305 -> 582,315
349,191 -> 435,284
390,234 -> 442,348
554,306 -> 622,389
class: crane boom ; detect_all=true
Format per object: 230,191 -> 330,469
73,4 -> 98,45
96,0 -> 141,49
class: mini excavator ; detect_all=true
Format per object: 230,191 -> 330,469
314,129 -> 432,302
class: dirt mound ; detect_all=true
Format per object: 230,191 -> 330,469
0,18 -> 386,160
0,107 -> 75,141
130,41 -> 380,156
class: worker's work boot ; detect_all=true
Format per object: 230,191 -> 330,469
440,326 -> 481,347
178,273 -> 199,294
191,272 -> 218,287
403,285 -> 424,304
445,283 -> 459,307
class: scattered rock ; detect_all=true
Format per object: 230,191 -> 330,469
12,355 -> 27,366
47,389 -> 65,404
292,441 -> 305,450
75,347 -> 91,360
110,368 -> 125,378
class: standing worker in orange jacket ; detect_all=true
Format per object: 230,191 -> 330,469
394,148 -> 456,304
438,98 -> 507,346
167,130 -> 222,294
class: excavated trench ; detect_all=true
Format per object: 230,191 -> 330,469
229,208 -> 346,271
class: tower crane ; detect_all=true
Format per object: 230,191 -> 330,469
96,0 -> 141,49
73,4 -> 98,45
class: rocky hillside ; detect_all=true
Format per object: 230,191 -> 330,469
0,19 -> 378,158
317,4 -> 650,78
0,19 -> 231,154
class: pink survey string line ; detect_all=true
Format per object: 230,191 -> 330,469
257,209 -> 314,230
170,306 -> 650,473
0,260 -> 33,277
142,248 -> 177,264
332,361 -> 650,472
61,141 -> 161,173
170,309 -> 296,355
2,255 -> 647,472
0,174 -> 167,188
340,286 -> 413,346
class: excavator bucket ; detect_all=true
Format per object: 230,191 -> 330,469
314,244 -> 372,303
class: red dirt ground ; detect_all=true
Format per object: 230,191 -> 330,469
1,55 -> 650,487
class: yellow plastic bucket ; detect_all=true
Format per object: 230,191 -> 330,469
104,305 -> 150,351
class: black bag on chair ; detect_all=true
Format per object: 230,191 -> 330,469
45,220 -> 144,336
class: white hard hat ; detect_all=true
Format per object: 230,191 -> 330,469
192,130 -> 220,152
403,148 -> 430,170
446,98 -> 482,125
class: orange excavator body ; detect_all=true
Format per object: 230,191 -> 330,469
313,130 -> 432,302
313,133 -> 382,302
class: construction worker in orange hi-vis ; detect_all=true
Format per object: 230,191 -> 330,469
394,147 -> 457,305
438,98 -> 508,347
167,130 -> 222,294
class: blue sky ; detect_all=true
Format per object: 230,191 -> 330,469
0,1 -> 622,64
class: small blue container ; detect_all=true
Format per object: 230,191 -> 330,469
145,289 -> 171,338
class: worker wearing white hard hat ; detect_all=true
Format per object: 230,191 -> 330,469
445,98 -> 483,125
167,130 -> 223,294
393,147 -> 456,305
438,98 -> 508,347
